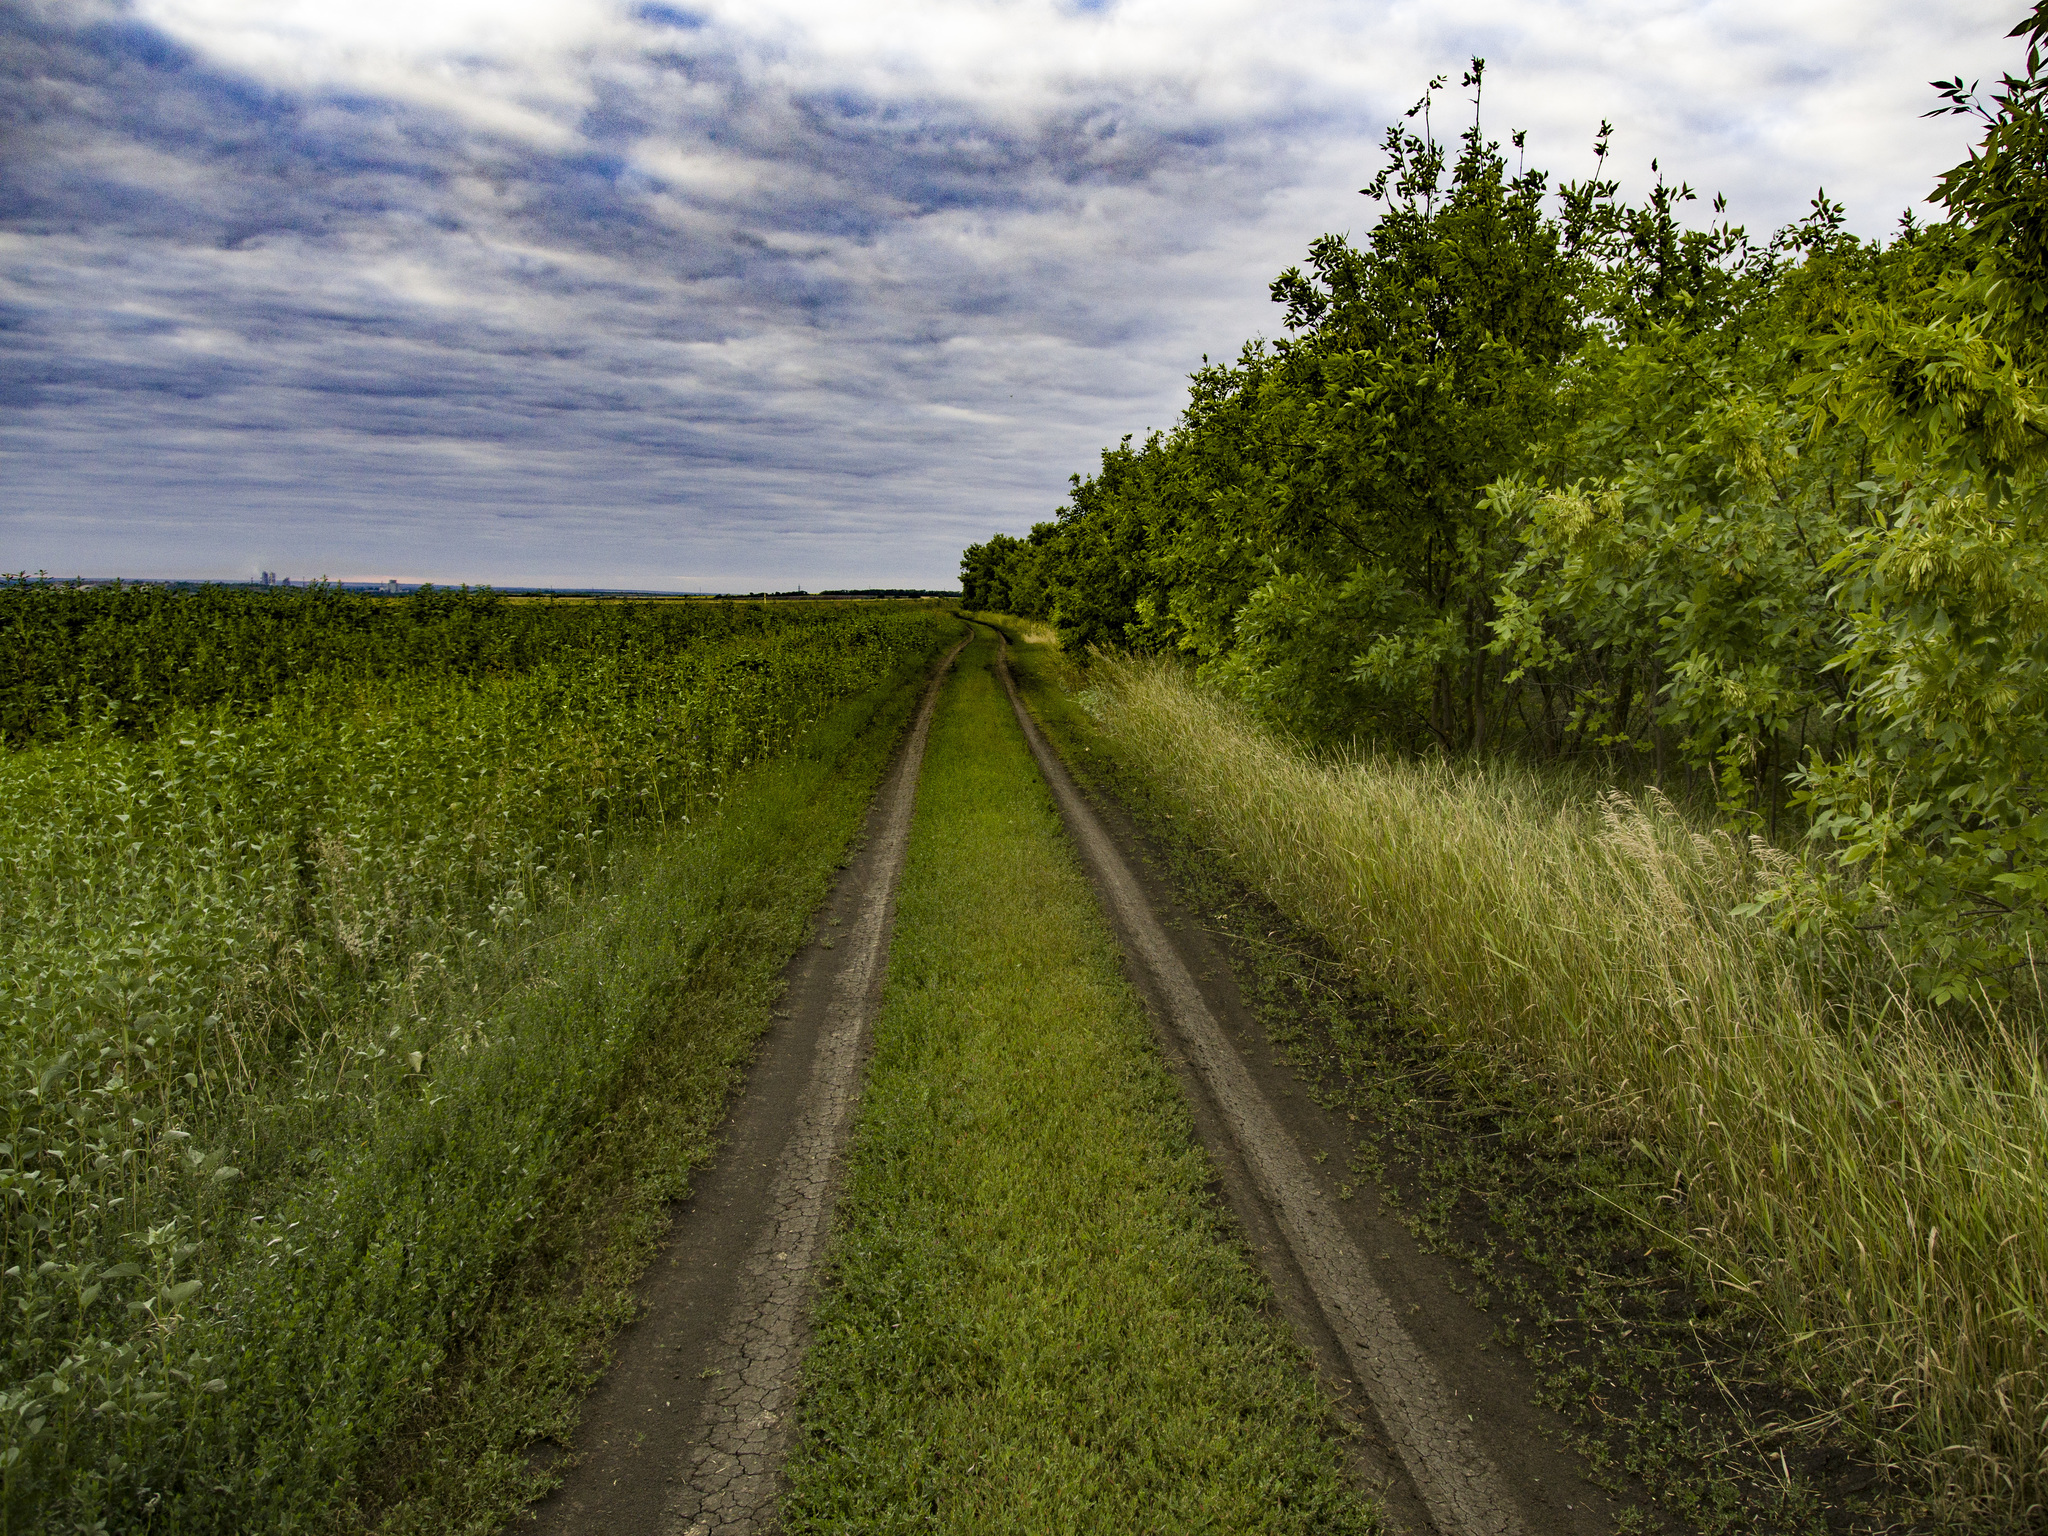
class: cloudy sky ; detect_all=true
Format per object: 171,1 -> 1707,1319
0,0 -> 2026,590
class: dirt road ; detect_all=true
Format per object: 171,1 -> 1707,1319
520,625 -> 1646,1536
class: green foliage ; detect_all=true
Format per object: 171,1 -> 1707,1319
1236,65 -> 1576,750
1778,6 -> 2048,995
1074,62 -> 1587,750
0,580 -> 852,748
1491,219 -> 1913,819
0,598 -> 957,1532
965,8 -> 2048,1000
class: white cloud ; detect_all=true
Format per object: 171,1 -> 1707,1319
1,0 -> 2032,587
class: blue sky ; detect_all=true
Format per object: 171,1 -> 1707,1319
0,0 -> 2026,590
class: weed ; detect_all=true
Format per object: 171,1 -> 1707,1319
0,601 -> 957,1531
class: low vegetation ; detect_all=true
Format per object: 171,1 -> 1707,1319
991,615 -> 1868,1531
781,631 -> 1378,1535
0,585 -> 957,1532
1072,652 -> 2048,1526
0,578 -> 876,747
370,652 -> 951,1536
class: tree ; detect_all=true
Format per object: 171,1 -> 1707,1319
1783,6 -> 2048,996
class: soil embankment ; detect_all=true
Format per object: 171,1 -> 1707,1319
523,636 -> 965,1536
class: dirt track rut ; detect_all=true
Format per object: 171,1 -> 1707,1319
526,638 -> 963,1536
528,628 -> 1628,1536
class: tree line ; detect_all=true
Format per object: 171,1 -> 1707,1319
962,11 -> 2048,1001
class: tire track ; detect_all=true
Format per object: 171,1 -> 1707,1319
662,637 -> 964,1535
989,632 -> 1531,1536
527,636 -> 964,1536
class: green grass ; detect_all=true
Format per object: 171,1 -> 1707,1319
1022,641 -> 2048,1531
780,630 -> 1378,1536
982,616 -> 1915,1531
0,611 -> 959,1534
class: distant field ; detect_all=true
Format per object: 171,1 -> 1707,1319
0,579 -> 952,745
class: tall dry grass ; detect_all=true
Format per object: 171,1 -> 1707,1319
1084,656 -> 2048,1527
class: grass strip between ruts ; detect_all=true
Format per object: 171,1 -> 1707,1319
780,630 -> 1379,1535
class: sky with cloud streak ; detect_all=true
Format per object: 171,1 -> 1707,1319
0,0 -> 2028,590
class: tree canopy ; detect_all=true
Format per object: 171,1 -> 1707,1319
961,10 -> 2048,1002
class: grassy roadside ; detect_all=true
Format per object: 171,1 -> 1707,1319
781,629 -> 1378,1535
1071,654 -> 2048,1530
351,637 -> 966,1536
981,616 -> 1926,1535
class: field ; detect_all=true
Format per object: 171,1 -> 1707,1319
0,581 -> 958,1531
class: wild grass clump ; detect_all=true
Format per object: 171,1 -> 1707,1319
1083,655 -> 2048,1529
